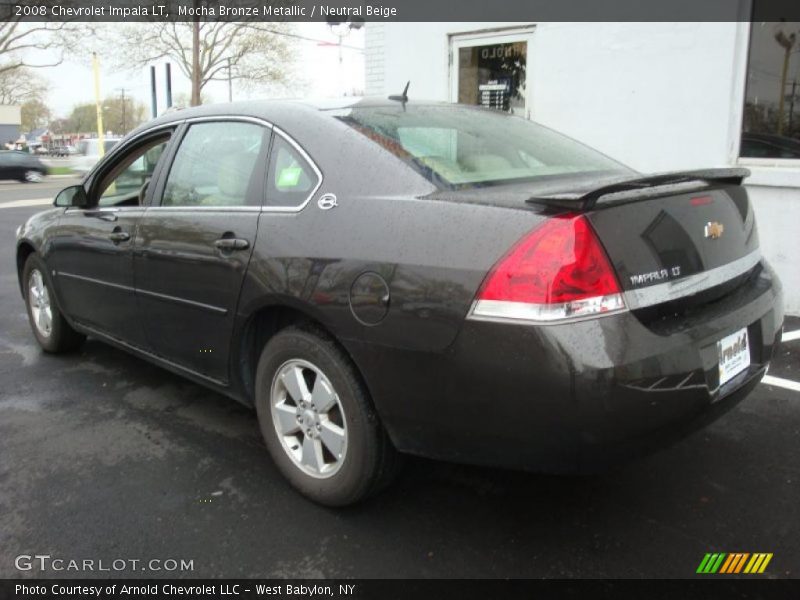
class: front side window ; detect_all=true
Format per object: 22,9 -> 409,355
741,22 -> 800,159
162,121 -> 268,207
337,105 -> 632,189
97,137 -> 169,207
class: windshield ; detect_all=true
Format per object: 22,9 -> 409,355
337,105 -> 632,189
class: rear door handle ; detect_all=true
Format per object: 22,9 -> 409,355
108,231 -> 130,243
214,238 -> 250,251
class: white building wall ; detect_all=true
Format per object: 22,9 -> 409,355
364,23 -> 386,96
366,21 -> 800,315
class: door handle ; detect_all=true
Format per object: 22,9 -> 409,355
108,231 -> 130,243
214,238 -> 250,251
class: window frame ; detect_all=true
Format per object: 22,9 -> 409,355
81,125 -> 177,210
264,126 -> 324,210
736,21 -> 800,170
151,117 -> 273,211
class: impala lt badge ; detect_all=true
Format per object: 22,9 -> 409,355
318,194 -> 338,210
705,221 -> 724,239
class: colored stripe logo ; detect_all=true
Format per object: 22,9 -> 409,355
697,553 -> 773,574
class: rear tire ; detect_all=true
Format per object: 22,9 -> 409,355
255,326 -> 397,506
22,169 -> 44,183
22,254 -> 85,353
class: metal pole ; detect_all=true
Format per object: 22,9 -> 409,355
92,52 -> 106,158
120,88 -> 126,133
165,63 -> 173,108
150,65 -> 157,119
227,57 -> 233,102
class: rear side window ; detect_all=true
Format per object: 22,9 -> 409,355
161,121 -> 268,207
265,135 -> 320,208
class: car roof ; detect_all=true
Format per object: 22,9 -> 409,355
135,96 -> 472,134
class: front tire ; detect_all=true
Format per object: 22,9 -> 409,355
255,326 -> 397,506
22,254 -> 85,353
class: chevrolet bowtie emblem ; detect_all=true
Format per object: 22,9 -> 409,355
705,221 -> 724,239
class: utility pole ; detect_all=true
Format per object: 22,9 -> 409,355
117,87 -> 127,134
92,52 -> 105,158
191,7 -> 200,106
774,29 -> 796,136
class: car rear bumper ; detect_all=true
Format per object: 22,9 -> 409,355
355,261 -> 783,472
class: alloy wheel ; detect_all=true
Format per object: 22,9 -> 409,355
270,358 -> 348,479
28,269 -> 52,338
24,170 -> 43,183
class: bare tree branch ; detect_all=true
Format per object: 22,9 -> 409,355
102,21 -> 295,106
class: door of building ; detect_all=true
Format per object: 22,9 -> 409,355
450,28 -> 534,118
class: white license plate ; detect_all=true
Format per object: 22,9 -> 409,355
717,327 -> 750,386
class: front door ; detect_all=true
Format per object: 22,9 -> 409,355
134,119 -> 271,383
450,28 -> 534,118
50,133 -> 172,347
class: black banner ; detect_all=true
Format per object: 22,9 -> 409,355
1,0 -> 800,23
3,579 -> 800,600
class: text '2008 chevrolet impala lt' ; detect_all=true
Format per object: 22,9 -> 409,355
15,97 -> 783,505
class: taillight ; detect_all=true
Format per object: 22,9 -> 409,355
471,214 -> 626,322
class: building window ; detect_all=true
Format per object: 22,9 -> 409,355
457,42 -> 527,115
741,22 -> 800,159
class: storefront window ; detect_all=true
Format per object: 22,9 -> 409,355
457,42 -> 527,115
741,22 -> 800,159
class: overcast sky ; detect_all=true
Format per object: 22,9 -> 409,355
42,23 -> 364,118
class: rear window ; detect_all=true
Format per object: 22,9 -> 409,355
336,105 -> 631,189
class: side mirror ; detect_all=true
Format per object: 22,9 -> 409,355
54,185 -> 88,208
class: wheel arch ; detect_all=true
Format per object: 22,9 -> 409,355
16,240 -> 37,297
234,301 -> 372,409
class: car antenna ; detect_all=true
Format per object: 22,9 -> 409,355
388,81 -> 410,108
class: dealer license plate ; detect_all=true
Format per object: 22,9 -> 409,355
717,327 -> 750,386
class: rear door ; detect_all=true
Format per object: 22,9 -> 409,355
133,119 -> 271,382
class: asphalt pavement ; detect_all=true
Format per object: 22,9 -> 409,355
0,184 -> 798,579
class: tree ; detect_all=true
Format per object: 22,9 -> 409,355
0,21 -> 76,77
0,67 -> 46,104
21,98 -> 50,131
107,20 -> 294,106
60,98 -> 147,135
61,103 -> 97,134
102,96 -> 147,135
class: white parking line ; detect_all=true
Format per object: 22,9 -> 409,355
762,375 -> 800,393
0,198 -> 52,209
782,330 -> 800,343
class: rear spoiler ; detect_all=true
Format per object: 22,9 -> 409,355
525,168 -> 750,211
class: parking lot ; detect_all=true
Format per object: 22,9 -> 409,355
0,181 -> 799,579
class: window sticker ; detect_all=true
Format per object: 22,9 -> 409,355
277,166 -> 302,188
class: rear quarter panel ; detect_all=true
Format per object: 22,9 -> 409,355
239,114 -> 546,351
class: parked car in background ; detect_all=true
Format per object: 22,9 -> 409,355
15,99 -> 784,506
0,150 -> 48,182
50,145 -> 78,157
71,137 -> 121,174
33,146 -> 49,155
